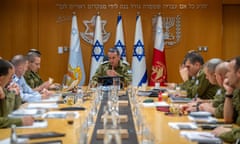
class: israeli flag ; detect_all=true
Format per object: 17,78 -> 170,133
114,14 -> 127,61
90,15 -> 104,80
67,14 -> 85,86
131,14 -> 148,86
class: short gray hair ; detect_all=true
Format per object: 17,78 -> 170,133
11,55 -> 27,67
204,58 -> 223,73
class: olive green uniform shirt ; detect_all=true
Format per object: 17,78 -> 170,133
0,89 -> 22,117
180,69 -> 219,99
0,117 -> 22,128
0,89 -> 23,128
219,89 -> 240,143
91,60 -> 132,86
24,70 -> 43,89
212,88 -> 225,118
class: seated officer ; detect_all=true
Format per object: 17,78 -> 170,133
24,49 -> 60,91
91,48 -> 132,87
198,61 -> 229,118
183,59 -> 224,117
178,51 -> 219,99
212,56 -> 240,143
11,55 -> 51,102
0,59 -> 34,128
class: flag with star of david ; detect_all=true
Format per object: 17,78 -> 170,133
66,14 -> 85,86
114,14 -> 127,61
90,15 -> 104,80
149,15 -> 167,86
131,14 -> 148,86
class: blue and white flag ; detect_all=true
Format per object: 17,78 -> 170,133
132,14 -> 147,86
114,14 -> 126,61
90,15 -> 104,80
67,14 -> 85,86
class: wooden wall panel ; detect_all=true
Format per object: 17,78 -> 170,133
0,0 -> 224,85
222,5 -> 240,60
0,0 -> 38,59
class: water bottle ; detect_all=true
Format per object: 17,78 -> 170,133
10,124 -> 18,144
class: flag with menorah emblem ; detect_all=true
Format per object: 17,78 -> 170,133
149,15 -> 167,86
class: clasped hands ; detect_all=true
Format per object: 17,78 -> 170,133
106,69 -> 118,77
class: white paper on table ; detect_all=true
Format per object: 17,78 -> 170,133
168,122 -> 198,130
41,95 -> 60,102
17,120 -> 48,128
188,115 -> 217,123
142,101 -> 169,107
8,109 -> 46,118
27,103 -> 58,109
42,111 -> 79,119
180,131 -> 222,143
0,138 -> 28,144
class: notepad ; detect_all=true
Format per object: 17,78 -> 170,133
18,132 -> 65,139
180,131 -> 222,143
168,122 -> 198,130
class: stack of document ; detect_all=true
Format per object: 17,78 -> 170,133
142,101 -> 169,107
169,95 -> 192,103
27,103 -> 58,109
168,122 -> 198,130
41,93 -> 61,102
8,109 -> 46,118
188,111 -> 217,123
180,131 -> 222,143
42,111 -> 79,119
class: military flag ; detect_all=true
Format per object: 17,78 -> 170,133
149,14 -> 167,86
66,13 -> 85,86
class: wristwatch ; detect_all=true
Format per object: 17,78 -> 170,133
225,94 -> 233,98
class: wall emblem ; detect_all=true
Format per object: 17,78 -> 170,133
80,15 -> 110,44
152,15 -> 181,46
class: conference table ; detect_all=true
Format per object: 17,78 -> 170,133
0,86 -> 220,144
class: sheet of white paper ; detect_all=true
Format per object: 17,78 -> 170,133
42,111 -> 79,119
142,101 -> 169,107
188,115 -> 217,123
8,109 -> 46,118
180,131 -> 222,143
27,103 -> 58,109
41,95 -> 60,102
168,122 -> 198,130
17,120 -> 48,128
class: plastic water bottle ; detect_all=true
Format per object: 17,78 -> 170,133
10,124 -> 18,144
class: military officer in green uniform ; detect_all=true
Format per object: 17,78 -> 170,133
91,48 -> 132,87
179,51 -> 219,99
212,56 -> 240,143
24,50 -> 58,92
198,60 -> 228,118
0,59 -> 34,128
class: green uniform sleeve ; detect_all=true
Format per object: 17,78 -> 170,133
91,63 -> 106,86
214,103 -> 224,118
0,90 -> 22,117
91,61 -> 132,87
212,88 -> 225,118
232,89 -> 240,126
0,117 -> 22,128
219,127 -> 240,143
180,69 -> 219,99
24,71 -> 43,88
